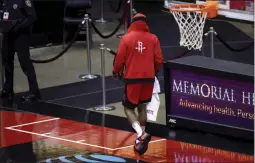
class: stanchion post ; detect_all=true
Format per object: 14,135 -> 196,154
209,27 -> 214,58
93,44 -> 116,111
101,44 -> 106,107
205,26 -> 217,59
79,14 -> 99,80
96,0 -> 107,23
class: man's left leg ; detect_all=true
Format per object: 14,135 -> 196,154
137,83 -> 154,132
15,33 -> 41,101
123,84 -> 143,137
122,84 -> 152,155
133,83 -> 154,154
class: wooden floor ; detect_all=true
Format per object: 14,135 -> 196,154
0,111 -> 253,163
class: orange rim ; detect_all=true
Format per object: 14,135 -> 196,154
169,4 -> 208,13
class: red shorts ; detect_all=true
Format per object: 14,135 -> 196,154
122,83 -> 154,109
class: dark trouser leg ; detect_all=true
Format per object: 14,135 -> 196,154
2,36 -> 15,92
14,34 -> 40,96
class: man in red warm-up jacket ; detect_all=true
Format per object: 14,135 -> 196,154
113,13 -> 163,155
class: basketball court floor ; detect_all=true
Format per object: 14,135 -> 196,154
0,105 -> 254,163
0,1 -> 254,163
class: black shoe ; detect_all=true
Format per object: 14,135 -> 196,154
21,94 -> 41,102
0,90 -> 14,100
134,132 -> 151,155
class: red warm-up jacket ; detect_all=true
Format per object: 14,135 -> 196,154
113,21 -> 163,83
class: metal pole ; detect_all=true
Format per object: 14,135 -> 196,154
79,14 -> 99,80
101,44 -> 106,107
96,0 -> 107,23
93,44 -> 115,111
205,26 -> 216,59
86,15 -> 92,73
86,15 -> 92,74
210,27 -> 214,59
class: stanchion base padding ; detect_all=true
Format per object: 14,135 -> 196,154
95,18 -> 108,23
79,74 -> 99,80
93,106 -> 116,111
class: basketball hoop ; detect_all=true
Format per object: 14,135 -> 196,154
170,3 -> 217,50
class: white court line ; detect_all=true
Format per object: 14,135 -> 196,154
42,132 -> 51,135
6,118 -> 60,128
5,127 -> 166,151
76,140 -> 86,142
5,127 -> 113,150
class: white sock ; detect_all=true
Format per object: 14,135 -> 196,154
132,121 -> 143,138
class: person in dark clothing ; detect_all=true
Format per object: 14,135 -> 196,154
0,0 -> 40,101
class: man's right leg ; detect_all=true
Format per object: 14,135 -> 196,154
1,36 -> 15,99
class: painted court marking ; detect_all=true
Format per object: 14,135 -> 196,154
6,118 -> 60,128
5,118 -> 166,151
76,140 -> 86,143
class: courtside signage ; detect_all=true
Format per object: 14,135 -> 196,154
168,69 -> 254,131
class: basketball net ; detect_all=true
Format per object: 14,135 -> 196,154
170,5 -> 208,51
